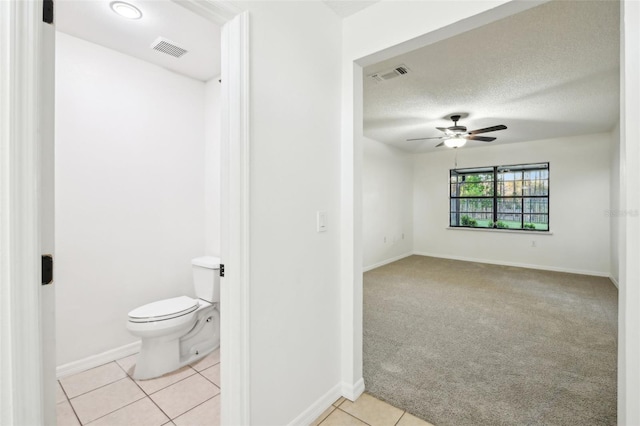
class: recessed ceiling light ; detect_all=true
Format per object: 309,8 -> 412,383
110,1 -> 142,19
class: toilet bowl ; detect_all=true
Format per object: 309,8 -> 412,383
127,256 -> 220,380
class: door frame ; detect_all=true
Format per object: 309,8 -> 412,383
343,0 -> 640,422
0,1 -> 251,424
1,1 -> 49,424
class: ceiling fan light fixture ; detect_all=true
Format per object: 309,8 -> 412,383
444,136 -> 467,148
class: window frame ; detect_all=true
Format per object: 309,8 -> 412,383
449,162 -> 550,232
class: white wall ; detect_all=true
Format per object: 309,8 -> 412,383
239,3 -> 343,424
413,133 -> 611,276
204,78 -> 221,256
55,33 -> 209,366
362,137 -> 413,270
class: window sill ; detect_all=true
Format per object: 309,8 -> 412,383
446,227 -> 553,235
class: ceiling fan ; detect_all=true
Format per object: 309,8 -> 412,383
407,114 -> 507,148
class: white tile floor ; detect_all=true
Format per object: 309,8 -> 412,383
57,349 -> 221,426
312,394 -> 435,426
57,350 -> 433,426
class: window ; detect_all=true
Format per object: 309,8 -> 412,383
450,163 -> 549,231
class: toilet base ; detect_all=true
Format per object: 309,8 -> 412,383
132,305 -> 220,380
133,340 -> 219,380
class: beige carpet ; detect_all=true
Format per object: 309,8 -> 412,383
363,255 -> 617,426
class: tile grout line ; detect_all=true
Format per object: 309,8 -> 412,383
162,368 -> 221,421
126,366 -> 175,423
125,359 -> 220,422
65,374 -> 131,401
394,411 -> 407,426
314,397 -> 346,425
117,354 -> 204,397
195,361 -> 221,388
58,380 -> 84,426
82,395 -> 147,426
314,405 -> 336,425
171,394 -> 220,422
333,407 -> 373,426
73,357 -> 168,425
137,368 -> 200,394
191,358 -> 221,374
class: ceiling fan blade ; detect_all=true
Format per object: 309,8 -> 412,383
407,136 -> 443,142
468,125 -> 507,135
436,127 -> 448,132
435,141 -> 445,147
466,135 -> 496,142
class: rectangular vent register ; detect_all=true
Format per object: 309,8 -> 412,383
368,64 -> 411,82
150,37 -> 188,58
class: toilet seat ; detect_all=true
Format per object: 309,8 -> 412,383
128,296 -> 198,323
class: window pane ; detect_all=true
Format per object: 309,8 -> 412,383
463,213 -> 493,228
523,198 -> 548,214
524,214 -> 549,230
497,180 -> 524,196
458,173 -> 494,197
522,181 -> 549,196
458,198 -> 493,212
497,198 -> 522,214
498,171 -> 523,181
497,213 -> 522,226
524,169 -> 549,180
451,197 -> 493,227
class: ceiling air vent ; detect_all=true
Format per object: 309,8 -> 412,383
150,37 -> 188,58
368,64 -> 411,82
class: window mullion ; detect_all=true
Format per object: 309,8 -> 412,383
493,166 -> 498,227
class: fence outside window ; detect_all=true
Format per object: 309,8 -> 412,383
449,163 -> 549,231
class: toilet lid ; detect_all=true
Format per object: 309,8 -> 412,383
128,296 -> 198,323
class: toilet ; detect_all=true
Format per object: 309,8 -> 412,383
127,256 -> 220,380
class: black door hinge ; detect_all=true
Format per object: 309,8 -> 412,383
220,264 -> 225,278
43,0 -> 54,24
42,255 -> 53,285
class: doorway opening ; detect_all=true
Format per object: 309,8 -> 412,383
50,1 -> 250,424
351,1 -> 621,425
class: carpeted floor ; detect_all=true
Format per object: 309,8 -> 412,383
363,255 -> 617,426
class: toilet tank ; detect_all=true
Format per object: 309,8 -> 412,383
191,256 -> 220,303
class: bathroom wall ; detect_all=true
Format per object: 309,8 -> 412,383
362,137 -> 413,270
55,32 -> 212,366
204,78 -> 221,256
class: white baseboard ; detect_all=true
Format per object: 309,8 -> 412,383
341,377 -> 365,402
609,275 -> 619,288
56,341 -> 140,379
287,382 -> 342,426
363,252 -> 413,272
413,251 -> 610,278
286,378 -> 365,425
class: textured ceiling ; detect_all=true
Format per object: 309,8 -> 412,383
56,0 -> 221,82
363,0 -> 620,153
323,0 -> 380,18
